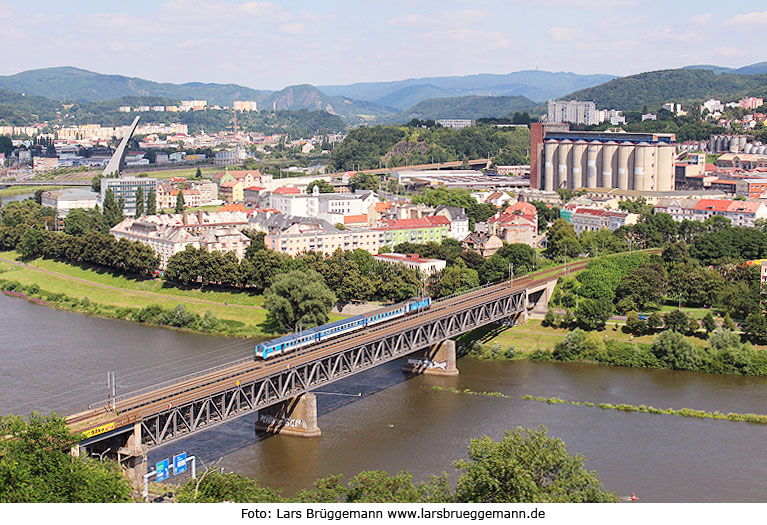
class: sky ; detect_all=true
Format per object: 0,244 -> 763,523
2,0 -> 766,90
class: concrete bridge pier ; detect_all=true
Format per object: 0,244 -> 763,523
255,393 -> 321,438
402,339 -> 459,376
117,422 -> 148,492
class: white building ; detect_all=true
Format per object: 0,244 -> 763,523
101,177 -> 158,217
40,189 -> 99,230
373,253 -> 446,276
547,100 -> 599,126
435,119 -> 474,130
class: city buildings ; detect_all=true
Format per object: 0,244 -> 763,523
373,253 -> 446,276
40,189 -> 99,230
100,177 -> 158,217
547,100 -> 599,126
435,119 -> 474,130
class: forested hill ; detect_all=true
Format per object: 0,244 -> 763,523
563,69 -> 767,110
0,66 -> 271,106
385,95 -> 537,124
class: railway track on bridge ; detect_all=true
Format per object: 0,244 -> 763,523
66,259 -> 592,439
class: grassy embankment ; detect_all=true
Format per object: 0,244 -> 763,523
0,186 -> 66,199
431,386 -> 767,425
0,250 -> 345,338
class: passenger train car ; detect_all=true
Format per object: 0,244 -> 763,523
255,296 -> 431,360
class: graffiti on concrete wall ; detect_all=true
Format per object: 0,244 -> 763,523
258,414 -> 305,429
407,358 -> 448,370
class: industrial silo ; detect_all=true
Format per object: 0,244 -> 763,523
572,140 -> 587,189
544,140 -> 556,190
601,141 -> 617,187
657,143 -> 675,191
617,142 -> 631,190
557,139 -> 573,189
587,143 -> 599,187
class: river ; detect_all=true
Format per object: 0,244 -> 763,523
1,293 -> 766,502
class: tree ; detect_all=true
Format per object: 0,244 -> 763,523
350,172 -> 378,191
264,270 -> 336,332
306,180 -> 335,194
624,311 -> 646,335
663,309 -> 689,333
651,330 -> 702,371
544,219 -> 581,261
0,413 -> 131,502
345,471 -> 451,503
134,186 -> 144,218
454,426 -> 618,503
195,167 -> 202,179
176,471 -> 283,503
702,311 -> 717,334
429,261 -> 479,298
91,174 -> 104,193
614,263 -> 668,311
575,297 -> 614,330
744,312 -> 767,343
647,312 -> 663,332
146,188 -> 157,215
63,208 -> 108,236
553,328 -> 586,361
175,190 -> 186,214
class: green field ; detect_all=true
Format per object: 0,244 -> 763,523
0,251 -> 345,338
0,186 -> 66,199
457,318 -> 716,355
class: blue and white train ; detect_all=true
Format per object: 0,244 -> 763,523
255,296 -> 431,360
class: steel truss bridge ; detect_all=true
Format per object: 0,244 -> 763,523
69,265 -> 582,452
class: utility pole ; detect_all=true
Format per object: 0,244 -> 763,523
106,371 -> 116,412
509,262 -> 514,287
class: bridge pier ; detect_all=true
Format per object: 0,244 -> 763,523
402,339 -> 459,376
255,393 -> 321,438
117,422 -> 148,492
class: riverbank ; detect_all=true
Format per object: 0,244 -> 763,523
0,251 -> 346,338
459,319 -> 767,377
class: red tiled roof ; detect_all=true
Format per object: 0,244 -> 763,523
244,186 -> 265,191
343,214 -> 369,224
273,186 -> 301,195
694,199 -> 732,212
220,180 -> 240,188
376,217 -> 447,230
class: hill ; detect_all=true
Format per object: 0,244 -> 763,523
684,61 -> 767,75
0,66 -> 271,106
319,70 -> 616,107
264,84 -> 395,124
562,69 -> 767,110
0,89 -> 64,126
386,95 -> 537,124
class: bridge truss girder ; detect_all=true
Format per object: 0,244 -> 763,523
138,289 -> 525,448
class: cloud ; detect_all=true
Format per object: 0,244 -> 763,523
390,9 -> 489,28
715,46 -> 743,58
725,10 -> 767,28
279,23 -> 305,35
690,13 -> 712,25
548,27 -> 585,42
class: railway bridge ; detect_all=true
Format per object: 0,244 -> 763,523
66,263 -> 584,488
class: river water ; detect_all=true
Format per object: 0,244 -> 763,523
1,293 -> 766,502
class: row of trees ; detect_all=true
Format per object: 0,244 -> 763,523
548,326 -> 767,377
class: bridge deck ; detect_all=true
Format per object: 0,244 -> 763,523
67,260 -> 589,445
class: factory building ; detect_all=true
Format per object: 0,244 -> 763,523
530,125 -> 676,192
